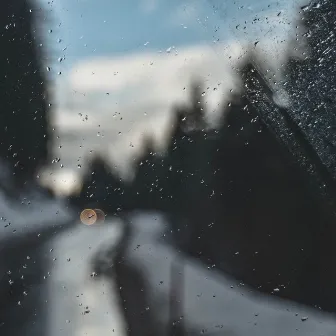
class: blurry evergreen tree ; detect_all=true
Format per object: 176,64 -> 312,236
71,155 -> 126,215
0,0 -> 51,186
130,135 -> 167,211
164,106 -> 189,215
165,82 -> 213,211
69,0 -> 336,314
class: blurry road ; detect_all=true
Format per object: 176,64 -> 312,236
1,193 -> 336,335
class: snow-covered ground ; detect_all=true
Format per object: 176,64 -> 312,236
1,189 -> 336,335
0,185 -> 126,336
115,213 -> 336,336
47,219 -> 126,336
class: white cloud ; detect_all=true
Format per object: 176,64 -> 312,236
67,37 -> 295,113
48,37 -> 301,192
68,42 -> 243,109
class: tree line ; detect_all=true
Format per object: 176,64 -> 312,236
69,0 -> 336,312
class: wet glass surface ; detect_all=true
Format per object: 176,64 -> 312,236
0,0 -> 336,335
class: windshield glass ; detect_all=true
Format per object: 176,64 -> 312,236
1,1 -> 335,335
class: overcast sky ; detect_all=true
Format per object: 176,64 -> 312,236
38,0 -> 308,193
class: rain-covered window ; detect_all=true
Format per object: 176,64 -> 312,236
0,1 -> 335,335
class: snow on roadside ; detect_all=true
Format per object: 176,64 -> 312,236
1,186 -> 335,336
123,212 -> 336,336
0,180 -> 74,241
46,219 -> 126,336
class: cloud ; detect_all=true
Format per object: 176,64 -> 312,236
67,37 -> 294,111
68,43 -> 241,104
56,42 -> 243,170
48,37 -> 300,192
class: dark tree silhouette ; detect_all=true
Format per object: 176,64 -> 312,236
70,154 -> 126,215
130,135 -> 167,211
0,0 -> 51,188
204,60 -> 324,307
70,4 -> 336,334
0,4 -> 76,336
